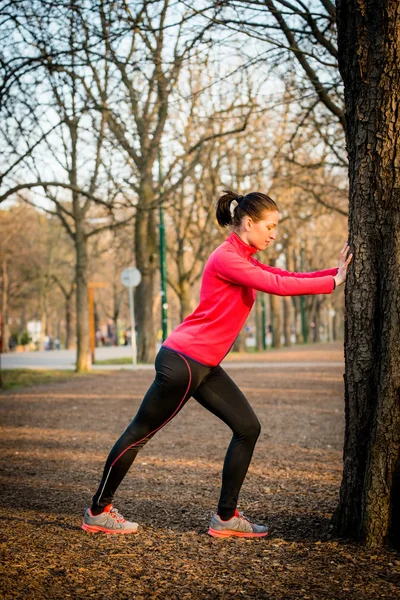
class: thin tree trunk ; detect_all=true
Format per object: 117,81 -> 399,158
313,298 -> 321,343
332,311 -> 338,341
333,0 -> 400,547
75,227 -> 91,371
1,258 -> 10,352
179,279 -> 192,322
65,292 -> 75,350
283,296 -> 292,347
293,297 -> 302,344
233,327 -> 247,352
39,297 -> 47,351
255,292 -> 264,351
135,179 -> 157,363
270,294 -> 282,348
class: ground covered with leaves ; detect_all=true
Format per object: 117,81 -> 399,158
1,344 -> 399,599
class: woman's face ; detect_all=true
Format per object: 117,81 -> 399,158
240,210 -> 280,251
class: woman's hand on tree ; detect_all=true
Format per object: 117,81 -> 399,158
334,241 -> 353,287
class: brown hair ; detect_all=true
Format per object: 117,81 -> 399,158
216,189 -> 279,228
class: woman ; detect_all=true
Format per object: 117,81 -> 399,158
82,190 -> 352,538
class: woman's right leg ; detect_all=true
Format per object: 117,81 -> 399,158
91,348 -> 208,511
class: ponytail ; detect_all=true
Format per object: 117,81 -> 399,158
216,190 -> 244,227
216,189 -> 278,228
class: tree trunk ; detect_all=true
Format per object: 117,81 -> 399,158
135,180 -> 157,363
38,289 -> 47,352
270,294 -> 282,348
333,0 -> 400,547
65,292 -> 75,350
1,258 -> 10,352
293,297 -> 303,344
75,228 -> 91,371
283,296 -> 292,347
332,311 -> 338,341
313,298 -> 321,343
255,292 -> 264,351
179,279 -> 192,322
233,327 -> 247,352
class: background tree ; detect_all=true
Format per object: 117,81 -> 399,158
0,204 -> 33,352
0,1 -> 135,369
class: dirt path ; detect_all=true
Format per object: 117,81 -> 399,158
1,347 -> 399,599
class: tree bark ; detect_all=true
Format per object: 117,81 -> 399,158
135,179 -> 158,363
75,226 -> 91,371
255,292 -> 264,351
293,297 -> 303,344
270,294 -> 282,348
313,298 -> 322,343
283,296 -> 292,347
1,258 -> 10,352
233,327 -> 247,352
65,292 -> 75,350
179,279 -> 192,322
39,295 -> 47,352
333,0 -> 400,547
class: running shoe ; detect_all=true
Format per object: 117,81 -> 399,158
208,509 -> 268,538
82,504 -> 139,534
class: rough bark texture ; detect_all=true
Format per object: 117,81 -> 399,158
65,293 -> 75,350
293,297 -> 303,344
1,258 -> 10,352
270,294 -> 282,349
255,292 -> 264,351
333,0 -> 400,547
179,279 -> 192,322
135,178 -> 158,363
283,296 -> 292,347
75,227 -> 90,371
312,298 -> 322,343
233,327 -> 247,352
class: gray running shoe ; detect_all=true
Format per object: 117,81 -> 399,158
82,505 -> 138,534
208,509 -> 268,538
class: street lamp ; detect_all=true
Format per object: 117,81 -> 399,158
158,149 -> 168,341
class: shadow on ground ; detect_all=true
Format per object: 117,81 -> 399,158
1,356 -> 399,599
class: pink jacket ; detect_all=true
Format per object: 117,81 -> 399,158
163,232 -> 338,366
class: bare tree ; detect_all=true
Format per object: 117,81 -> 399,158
67,0 -> 254,361
0,205 -> 31,352
185,0 -> 347,199
0,1 -> 135,370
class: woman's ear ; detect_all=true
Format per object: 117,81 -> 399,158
244,217 -> 252,231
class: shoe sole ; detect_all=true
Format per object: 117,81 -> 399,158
208,527 -> 268,539
82,523 -> 138,534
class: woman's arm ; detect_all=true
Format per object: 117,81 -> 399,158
251,259 -> 338,279
213,250 -> 335,296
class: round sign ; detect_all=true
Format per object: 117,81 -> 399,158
121,267 -> 142,288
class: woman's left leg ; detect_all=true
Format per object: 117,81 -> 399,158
193,365 -> 261,521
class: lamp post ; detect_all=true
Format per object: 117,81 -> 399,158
158,149 -> 168,341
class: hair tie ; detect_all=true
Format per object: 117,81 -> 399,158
229,199 -> 239,218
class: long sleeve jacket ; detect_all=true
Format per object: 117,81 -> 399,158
163,232 -> 338,366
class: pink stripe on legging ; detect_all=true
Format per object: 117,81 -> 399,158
96,353 -> 192,505
110,353 -> 192,467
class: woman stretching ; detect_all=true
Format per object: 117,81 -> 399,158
82,190 -> 352,538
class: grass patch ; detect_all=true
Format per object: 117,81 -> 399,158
0,369 -> 90,391
94,357 -> 135,365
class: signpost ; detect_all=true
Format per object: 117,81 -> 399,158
121,267 -> 142,368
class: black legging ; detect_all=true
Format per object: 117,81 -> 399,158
92,346 -> 261,520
